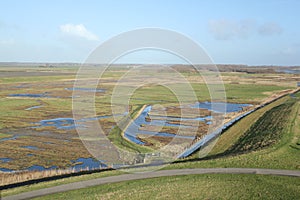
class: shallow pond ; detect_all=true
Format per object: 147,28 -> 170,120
33,113 -> 126,130
25,105 -> 43,111
0,158 -> 105,172
276,69 -> 300,74
0,135 -> 18,142
0,158 -> 12,163
21,145 -> 40,150
125,102 -> 252,145
26,165 -> 57,171
124,106 -> 196,144
37,118 -> 78,130
71,158 -> 106,171
65,87 -> 105,93
191,101 -> 252,113
9,93 -> 48,98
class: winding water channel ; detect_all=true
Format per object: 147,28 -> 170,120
124,102 -> 252,145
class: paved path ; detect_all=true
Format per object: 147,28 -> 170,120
3,168 -> 300,200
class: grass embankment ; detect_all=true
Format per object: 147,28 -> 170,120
167,92 -> 300,170
107,105 -> 152,153
208,95 -> 290,155
224,99 -> 295,154
33,174 -> 300,200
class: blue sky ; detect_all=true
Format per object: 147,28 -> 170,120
0,0 -> 299,65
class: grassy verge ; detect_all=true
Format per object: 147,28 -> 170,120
108,127 -> 151,153
32,174 -> 300,200
1,170 -> 124,197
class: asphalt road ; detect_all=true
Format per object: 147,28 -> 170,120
2,168 -> 300,200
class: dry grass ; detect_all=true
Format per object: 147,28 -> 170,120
0,168 -> 75,186
0,67 -> 297,188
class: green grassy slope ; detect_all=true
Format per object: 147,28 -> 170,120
167,93 -> 300,170
33,174 -> 300,200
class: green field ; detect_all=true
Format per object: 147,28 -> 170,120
31,174 -> 300,200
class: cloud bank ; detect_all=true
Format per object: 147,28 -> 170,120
208,19 -> 255,40
258,22 -> 283,36
209,19 -> 283,40
60,24 -> 99,41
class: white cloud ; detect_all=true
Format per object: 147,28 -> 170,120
208,19 -> 256,40
208,19 -> 283,40
258,22 -> 283,36
60,24 -> 99,41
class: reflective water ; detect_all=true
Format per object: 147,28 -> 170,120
276,69 -> 300,74
26,165 -> 57,171
25,105 -> 43,110
9,93 -> 48,98
0,158 -> 105,172
124,106 -> 196,144
0,168 -> 14,172
0,135 -> 18,142
0,158 -> 12,163
65,87 -> 105,93
33,113 -> 126,130
191,101 -> 252,113
22,146 -> 40,150
37,118 -> 78,130
125,102 -> 252,144
71,158 -> 106,171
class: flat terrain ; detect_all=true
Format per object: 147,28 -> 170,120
2,88 -> 298,200
0,64 -> 299,198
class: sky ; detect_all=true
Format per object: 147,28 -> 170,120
0,0 -> 299,65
